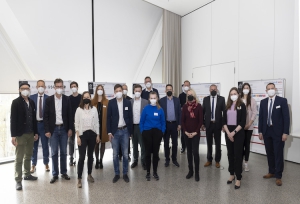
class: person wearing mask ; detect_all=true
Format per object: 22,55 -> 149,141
11,83 -> 39,190
44,78 -> 73,184
130,84 -> 148,169
179,80 -> 190,154
92,85 -> 109,169
202,84 -> 225,168
107,84 -> 133,183
159,84 -> 181,167
69,81 -> 82,166
75,91 -> 100,188
141,76 -> 159,100
140,92 -> 165,181
181,89 -> 203,182
30,80 -> 50,173
258,83 -> 290,186
241,83 -> 257,172
122,84 -> 132,100
223,87 -> 246,189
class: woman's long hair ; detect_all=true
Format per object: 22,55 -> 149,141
226,87 -> 243,110
149,91 -> 160,109
91,84 -> 107,107
79,91 -> 93,109
185,88 -> 199,104
240,83 -> 252,108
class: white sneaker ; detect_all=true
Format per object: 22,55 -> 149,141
244,163 -> 249,172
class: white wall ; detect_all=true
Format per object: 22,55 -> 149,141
182,0 -> 300,163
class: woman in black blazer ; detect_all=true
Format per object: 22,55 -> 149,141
223,87 -> 246,189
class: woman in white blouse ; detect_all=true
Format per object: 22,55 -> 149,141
75,91 -> 100,188
241,83 -> 257,172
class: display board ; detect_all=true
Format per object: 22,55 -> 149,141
19,80 -> 72,96
238,79 -> 286,155
88,82 -> 126,100
132,83 -> 166,98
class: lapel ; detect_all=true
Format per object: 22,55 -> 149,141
271,96 -> 278,119
43,94 -> 48,111
208,96 -> 212,114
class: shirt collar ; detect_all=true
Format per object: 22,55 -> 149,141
269,95 -> 276,100
134,97 -> 141,101
167,96 -> 173,100
145,88 -> 153,92
55,95 -> 62,100
38,93 -> 45,97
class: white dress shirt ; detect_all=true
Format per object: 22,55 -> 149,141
36,94 -> 44,121
55,95 -> 63,125
133,97 -> 141,124
74,107 -> 99,136
117,99 -> 126,127
267,95 -> 276,125
210,95 -> 217,121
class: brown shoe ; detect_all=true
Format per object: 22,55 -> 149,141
30,165 -> 36,173
45,164 -> 50,172
87,175 -> 94,183
204,161 -> 212,167
276,179 -> 282,186
77,179 -> 82,188
263,173 -> 275,179
216,162 -> 220,168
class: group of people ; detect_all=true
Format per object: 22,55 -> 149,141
11,76 -> 290,191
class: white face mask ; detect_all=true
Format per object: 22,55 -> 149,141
145,82 -> 151,88
115,91 -> 123,99
243,89 -> 249,95
21,90 -> 29,97
230,95 -> 238,102
97,90 -> 103,96
150,99 -> 157,105
71,87 -> 77,93
56,88 -> 63,95
184,86 -> 189,91
267,89 -> 276,97
123,90 -> 128,95
37,87 -> 44,94
134,92 -> 141,98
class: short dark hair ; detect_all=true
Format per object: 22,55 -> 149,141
37,80 -> 45,85
70,81 -> 78,88
266,83 -> 275,89
133,84 -> 142,91
114,84 -> 123,91
166,84 -> 173,89
54,78 -> 63,85
183,80 -> 190,85
210,84 -> 217,89
144,76 -> 151,81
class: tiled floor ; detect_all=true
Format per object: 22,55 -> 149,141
0,144 -> 299,204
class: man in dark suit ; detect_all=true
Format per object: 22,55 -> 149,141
202,84 -> 225,168
11,82 -> 39,190
159,84 -> 181,167
44,78 -> 73,184
141,76 -> 159,100
107,84 -> 133,183
30,80 -> 50,173
259,83 -> 290,186
130,84 -> 149,169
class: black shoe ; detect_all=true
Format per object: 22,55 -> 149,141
186,171 -> 193,179
100,159 -> 103,169
195,173 -> 200,182
235,180 -> 241,189
50,176 -> 58,184
69,157 -> 75,166
131,162 -> 138,168
142,163 -> 147,170
165,161 -> 170,167
16,182 -> 22,190
180,148 -> 185,154
173,161 -> 180,167
24,174 -> 38,181
61,174 -> 70,180
146,172 -> 151,181
113,175 -> 120,183
95,160 -> 100,169
153,173 -> 159,181
123,174 -> 130,183
227,176 -> 235,184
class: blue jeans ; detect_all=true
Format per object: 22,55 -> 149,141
111,128 -> 129,175
31,122 -> 49,166
50,126 -> 68,176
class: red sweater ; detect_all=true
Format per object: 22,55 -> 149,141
181,103 -> 203,134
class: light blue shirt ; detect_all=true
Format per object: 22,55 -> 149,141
167,97 -> 176,121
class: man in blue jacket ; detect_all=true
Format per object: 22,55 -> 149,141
258,83 -> 290,186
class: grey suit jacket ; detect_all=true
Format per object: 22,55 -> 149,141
130,98 -> 149,123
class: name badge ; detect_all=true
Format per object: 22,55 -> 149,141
103,105 -> 106,108
125,107 -> 128,110
154,113 -> 158,116
276,105 -> 281,109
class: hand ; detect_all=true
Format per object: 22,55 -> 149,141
68,129 -> 72,137
227,134 -> 234,142
11,137 -> 18,146
96,135 -> 101,144
45,132 -> 51,138
228,132 -> 235,138
34,134 -> 39,141
259,133 -> 263,140
77,137 -> 81,146
177,125 -> 181,131
201,125 -> 206,131
109,134 -> 114,142
282,134 -> 288,141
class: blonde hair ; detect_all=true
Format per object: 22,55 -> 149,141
149,91 -> 161,109
186,88 -> 199,104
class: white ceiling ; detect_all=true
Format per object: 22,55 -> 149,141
144,0 -> 213,16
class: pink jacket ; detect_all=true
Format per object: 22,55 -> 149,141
243,97 -> 257,130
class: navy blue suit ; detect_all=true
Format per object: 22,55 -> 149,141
258,95 -> 290,179
159,96 -> 181,162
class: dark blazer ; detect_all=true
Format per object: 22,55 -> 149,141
258,96 -> 290,137
107,98 -> 133,135
30,93 -> 49,117
10,96 -> 38,136
44,95 -> 73,134
130,98 -> 149,116
203,95 -> 226,129
222,102 -> 246,128
179,92 -> 187,107
159,96 -> 181,125
141,88 -> 160,100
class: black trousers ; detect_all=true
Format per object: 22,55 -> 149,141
181,129 -> 186,150
184,134 -> 200,173
206,122 -> 222,162
68,127 -> 76,159
77,130 -> 96,179
142,128 -> 163,173
163,122 -> 178,162
119,138 -> 130,158
225,125 -> 245,180
243,130 -> 253,161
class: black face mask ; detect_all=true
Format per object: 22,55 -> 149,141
187,95 -> 194,101
167,91 -> 172,97
83,99 -> 90,104
211,90 -> 217,96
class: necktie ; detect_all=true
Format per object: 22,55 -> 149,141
39,96 -> 43,118
211,97 -> 215,120
267,99 -> 272,126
